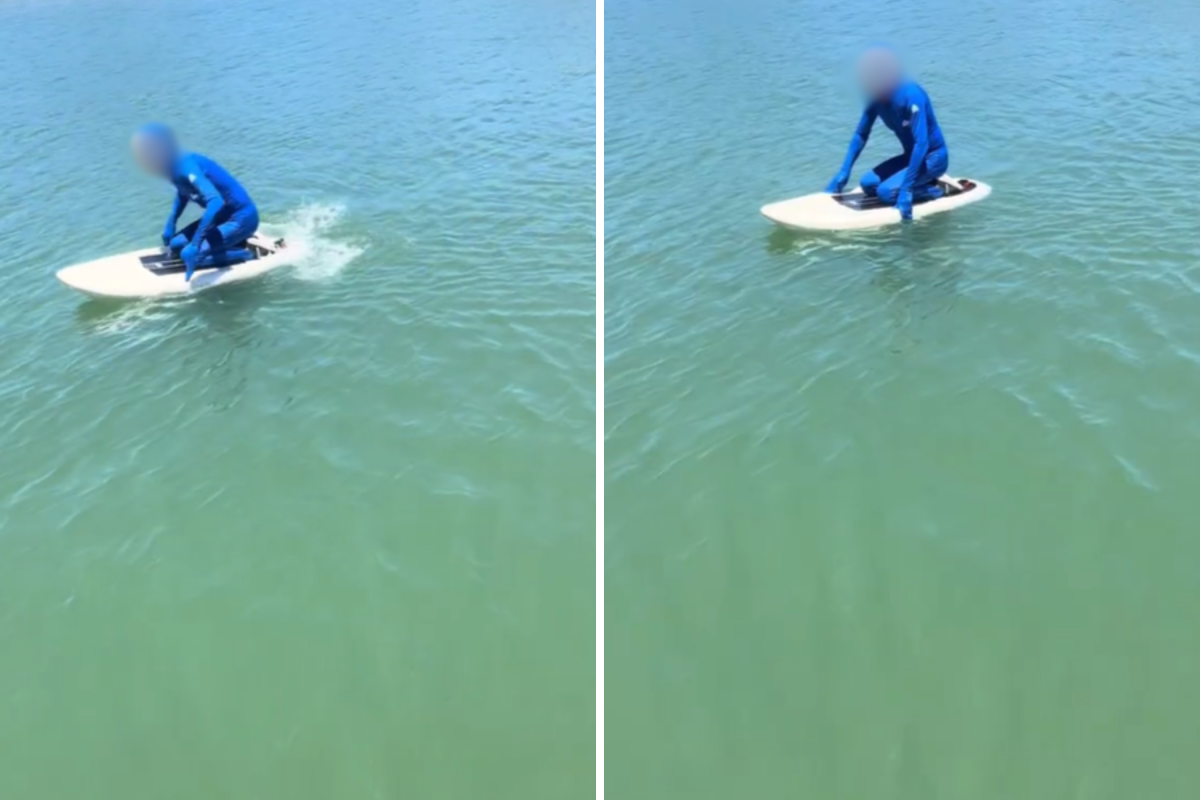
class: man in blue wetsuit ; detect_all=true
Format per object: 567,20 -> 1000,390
825,47 -> 948,220
130,123 -> 259,281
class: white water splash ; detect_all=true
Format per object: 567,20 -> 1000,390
259,203 -> 364,282
82,302 -> 176,337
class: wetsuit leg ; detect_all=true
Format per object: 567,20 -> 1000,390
876,148 -> 949,205
909,147 -> 949,200
859,154 -> 909,196
193,206 -> 260,268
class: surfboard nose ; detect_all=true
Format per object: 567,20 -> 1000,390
55,265 -> 83,287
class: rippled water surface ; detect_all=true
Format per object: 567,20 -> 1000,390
606,0 -> 1200,797
0,0 -> 594,796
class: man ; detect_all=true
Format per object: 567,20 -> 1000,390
825,47 -> 949,220
130,123 -> 259,280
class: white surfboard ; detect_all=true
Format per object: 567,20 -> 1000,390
761,176 -> 991,232
56,235 -> 295,299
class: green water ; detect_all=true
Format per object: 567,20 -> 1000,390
606,0 -> 1200,797
0,0 -> 594,796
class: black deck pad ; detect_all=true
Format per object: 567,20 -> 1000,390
833,178 -> 974,212
139,247 -> 256,275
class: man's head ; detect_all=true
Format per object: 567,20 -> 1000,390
856,46 -> 903,101
130,122 -> 178,176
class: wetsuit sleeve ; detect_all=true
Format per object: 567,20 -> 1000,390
165,191 -> 188,234
900,95 -> 933,195
836,106 -> 877,177
184,159 -> 226,245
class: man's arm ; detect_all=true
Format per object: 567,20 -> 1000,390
163,191 -> 189,243
183,158 -> 226,245
897,95 -> 932,219
827,106 -> 878,192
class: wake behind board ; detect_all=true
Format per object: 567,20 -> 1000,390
56,235 -> 294,299
761,176 -> 991,232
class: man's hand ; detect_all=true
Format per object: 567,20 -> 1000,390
825,173 -> 849,194
181,243 -> 199,282
161,227 -> 175,248
897,189 -> 914,221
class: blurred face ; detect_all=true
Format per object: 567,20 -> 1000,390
130,124 -> 177,176
857,47 -> 902,101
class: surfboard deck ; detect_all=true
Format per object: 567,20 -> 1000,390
56,235 -> 294,299
761,176 -> 991,231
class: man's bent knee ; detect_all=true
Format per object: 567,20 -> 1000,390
860,172 -> 882,196
876,182 -> 901,205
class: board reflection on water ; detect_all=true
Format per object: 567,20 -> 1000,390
763,214 -> 975,350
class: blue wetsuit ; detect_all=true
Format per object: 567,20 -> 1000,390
828,81 -> 949,219
163,153 -> 259,277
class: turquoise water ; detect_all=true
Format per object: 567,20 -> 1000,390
606,0 -> 1200,797
0,0 -> 594,796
